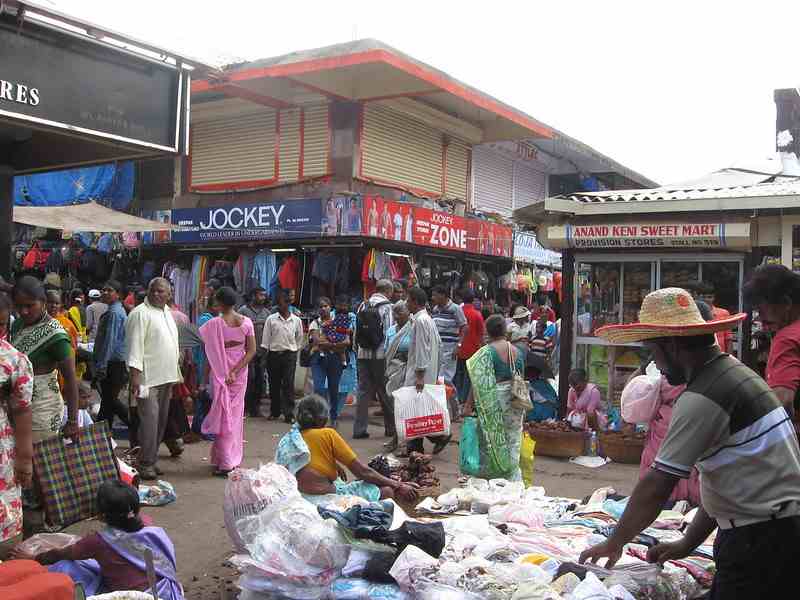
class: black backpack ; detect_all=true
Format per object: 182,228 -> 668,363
356,300 -> 390,350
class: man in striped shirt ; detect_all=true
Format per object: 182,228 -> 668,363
431,285 -> 467,421
580,288 -> 800,598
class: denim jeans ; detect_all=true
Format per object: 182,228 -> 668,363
311,352 -> 345,421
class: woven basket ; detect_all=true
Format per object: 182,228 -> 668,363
599,433 -> 645,464
398,483 -> 441,515
529,429 -> 588,458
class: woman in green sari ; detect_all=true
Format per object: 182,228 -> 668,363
10,276 -> 79,443
464,314 -> 526,481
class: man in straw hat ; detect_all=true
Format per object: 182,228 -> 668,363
580,287 -> 800,598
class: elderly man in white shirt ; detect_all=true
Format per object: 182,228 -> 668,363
262,290 -> 304,423
125,277 -> 182,480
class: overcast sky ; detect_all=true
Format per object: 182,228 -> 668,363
53,0 -> 799,185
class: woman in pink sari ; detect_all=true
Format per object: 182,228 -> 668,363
199,287 -> 256,476
566,368 -> 608,430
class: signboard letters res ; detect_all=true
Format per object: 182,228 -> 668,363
168,199 -> 322,243
548,222 -> 750,249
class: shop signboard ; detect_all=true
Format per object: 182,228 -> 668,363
163,199 -> 323,243
359,196 -> 512,257
0,19 -> 181,151
548,222 -> 751,250
514,231 -> 562,267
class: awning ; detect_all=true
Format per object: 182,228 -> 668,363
13,201 -> 177,232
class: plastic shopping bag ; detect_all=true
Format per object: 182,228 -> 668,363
520,433 -> 536,487
459,417 -> 481,476
621,361 -> 662,424
393,385 -> 451,442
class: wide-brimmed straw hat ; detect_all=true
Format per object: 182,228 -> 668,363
512,306 -> 531,320
596,287 -> 745,345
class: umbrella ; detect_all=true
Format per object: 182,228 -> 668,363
526,353 -> 554,379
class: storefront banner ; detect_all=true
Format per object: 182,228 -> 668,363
514,231 -> 562,267
361,196 -> 512,257
162,199 -> 323,243
548,222 -> 751,249
1,20 -> 180,150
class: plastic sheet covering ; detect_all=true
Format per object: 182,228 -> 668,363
15,533 -> 81,555
13,201 -> 178,232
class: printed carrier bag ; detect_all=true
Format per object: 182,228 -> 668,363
392,385 -> 451,442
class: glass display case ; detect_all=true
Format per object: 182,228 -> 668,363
572,253 -> 744,408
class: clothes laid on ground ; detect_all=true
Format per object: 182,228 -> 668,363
317,503 -> 394,538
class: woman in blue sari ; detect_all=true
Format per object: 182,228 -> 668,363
12,480 -> 183,599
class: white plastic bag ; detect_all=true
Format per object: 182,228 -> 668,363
570,572 -> 615,599
621,362 -> 662,424
223,463 -> 300,552
242,496 -> 351,575
392,384 -> 451,442
16,532 -> 81,555
389,545 -> 439,590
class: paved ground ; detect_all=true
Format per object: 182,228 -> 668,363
63,408 -> 640,599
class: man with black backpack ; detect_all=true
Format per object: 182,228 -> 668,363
353,279 -> 395,441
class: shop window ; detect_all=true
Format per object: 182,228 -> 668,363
622,262 -> 653,325
577,263 -> 620,337
660,262 -> 699,289
575,343 -> 646,409
700,262 -> 740,313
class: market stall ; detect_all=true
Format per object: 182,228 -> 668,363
225,463 -> 714,600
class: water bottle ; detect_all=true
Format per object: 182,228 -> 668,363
589,430 -> 598,457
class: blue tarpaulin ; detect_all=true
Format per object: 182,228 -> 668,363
13,162 -> 135,209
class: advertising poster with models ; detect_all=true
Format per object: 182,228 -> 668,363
361,195 -> 512,258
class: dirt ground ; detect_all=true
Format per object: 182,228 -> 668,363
63,408 -> 640,599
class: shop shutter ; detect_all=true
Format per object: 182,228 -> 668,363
191,109 -> 276,187
513,161 -> 547,209
362,104 -> 443,196
303,104 -> 330,178
445,138 -> 470,201
472,147 -> 513,216
279,108 -> 301,183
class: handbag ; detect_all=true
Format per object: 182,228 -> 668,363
459,416 -> 482,476
392,384 -> 451,442
32,421 -> 120,529
509,343 -> 533,412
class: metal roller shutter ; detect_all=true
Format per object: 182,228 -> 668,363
445,138 -> 470,201
191,109 -> 276,187
513,161 -> 547,209
303,104 -> 329,178
279,108 -> 301,183
472,147 -> 513,216
362,104 -> 443,196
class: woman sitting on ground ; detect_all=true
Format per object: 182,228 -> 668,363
284,394 -> 418,504
566,368 -> 607,431
12,480 -> 183,600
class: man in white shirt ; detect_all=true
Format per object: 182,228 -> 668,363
85,288 -> 108,342
353,279 -> 395,440
262,290 -> 303,423
125,277 -> 182,480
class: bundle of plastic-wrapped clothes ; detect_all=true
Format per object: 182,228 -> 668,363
224,463 -> 447,600
389,479 -> 713,600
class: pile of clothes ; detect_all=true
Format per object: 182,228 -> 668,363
226,465 -> 713,600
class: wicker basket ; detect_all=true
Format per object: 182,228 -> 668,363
528,429 -> 588,458
397,483 -> 441,515
599,433 -> 645,464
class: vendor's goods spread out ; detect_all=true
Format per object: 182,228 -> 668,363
226,464 -> 713,599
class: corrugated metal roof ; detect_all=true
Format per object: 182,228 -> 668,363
557,172 -> 800,204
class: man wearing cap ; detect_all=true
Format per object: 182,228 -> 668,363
85,288 -> 108,343
580,287 -> 800,598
